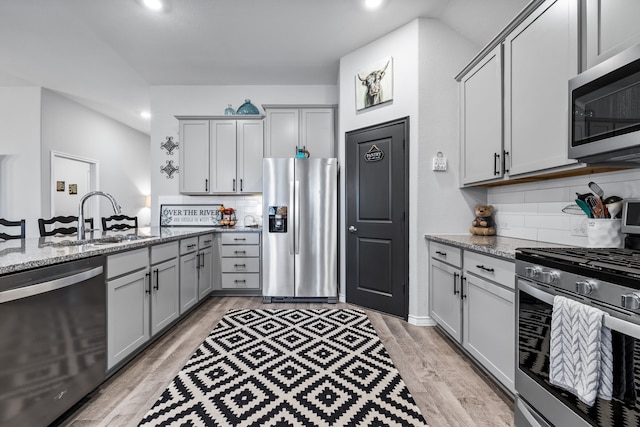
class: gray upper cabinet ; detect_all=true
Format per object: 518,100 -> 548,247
504,0 -> 579,176
178,116 -> 264,194
584,0 -> 640,69
460,45 -> 503,185
264,106 -> 336,159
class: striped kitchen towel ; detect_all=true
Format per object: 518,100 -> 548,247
549,295 -> 613,406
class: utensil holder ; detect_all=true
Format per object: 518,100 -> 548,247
586,218 -> 623,248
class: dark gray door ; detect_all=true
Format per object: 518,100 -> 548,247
346,118 -> 409,318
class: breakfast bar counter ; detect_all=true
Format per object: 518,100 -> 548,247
0,226 -> 261,275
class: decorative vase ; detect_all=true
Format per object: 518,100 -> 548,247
236,99 -> 259,115
224,104 -> 235,115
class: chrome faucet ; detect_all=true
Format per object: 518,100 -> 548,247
78,191 -> 121,240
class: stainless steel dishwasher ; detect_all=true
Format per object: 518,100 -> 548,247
0,256 -> 106,427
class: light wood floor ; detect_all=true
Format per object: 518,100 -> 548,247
60,297 -> 515,427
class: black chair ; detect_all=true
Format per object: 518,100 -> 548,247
102,215 -> 138,231
0,218 -> 26,240
38,216 -> 94,237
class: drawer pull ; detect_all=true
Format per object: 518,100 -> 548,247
203,240 -> 212,245
234,238 -> 246,241
187,244 -> 196,249
234,250 -> 246,255
435,250 -> 447,257
234,264 -> 246,268
234,279 -> 246,284
476,264 -> 495,273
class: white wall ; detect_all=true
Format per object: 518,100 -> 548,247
339,19 -> 484,324
41,89 -> 151,229
149,85 -> 338,226
490,169 -> 640,245
0,87 -> 42,237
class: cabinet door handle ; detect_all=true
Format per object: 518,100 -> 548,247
233,179 -> 236,192
205,178 -> 209,192
476,264 -> 495,273
503,150 -> 510,174
145,272 -> 151,294
453,272 -> 459,295
435,250 -> 447,257
493,152 -> 500,176
200,253 -> 204,268
461,276 -> 467,299
153,269 -> 159,291
240,179 -> 243,192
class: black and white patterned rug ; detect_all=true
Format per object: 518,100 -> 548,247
139,308 -> 428,427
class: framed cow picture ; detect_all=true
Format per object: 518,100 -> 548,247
355,56 -> 393,111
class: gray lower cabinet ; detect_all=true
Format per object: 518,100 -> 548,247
106,248 -> 150,370
179,234 -> 216,314
219,232 -> 261,290
150,242 -> 180,336
106,242 -> 180,371
429,241 -> 515,393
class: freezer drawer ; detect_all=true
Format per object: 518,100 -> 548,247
221,273 -> 260,289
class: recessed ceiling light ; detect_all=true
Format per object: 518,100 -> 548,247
142,0 -> 163,11
364,0 -> 383,9
140,111 -> 151,119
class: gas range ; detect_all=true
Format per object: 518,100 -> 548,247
516,247 -> 640,313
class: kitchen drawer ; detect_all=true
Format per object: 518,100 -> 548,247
463,250 -> 515,290
221,233 -> 259,245
106,247 -> 148,279
198,234 -> 214,249
151,241 -> 179,265
430,241 -> 462,268
179,237 -> 198,254
221,245 -> 260,258
221,257 -> 260,273
221,273 -> 260,289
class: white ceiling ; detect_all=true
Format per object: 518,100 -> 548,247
0,0 -> 528,134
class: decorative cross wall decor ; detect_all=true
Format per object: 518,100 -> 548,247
160,160 -> 179,179
160,136 -> 179,155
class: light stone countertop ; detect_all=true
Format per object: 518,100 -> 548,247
424,234 -> 569,260
0,226 -> 261,275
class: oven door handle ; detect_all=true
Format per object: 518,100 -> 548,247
519,279 -> 640,340
0,266 -> 104,304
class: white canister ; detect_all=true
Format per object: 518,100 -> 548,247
586,218 -> 623,248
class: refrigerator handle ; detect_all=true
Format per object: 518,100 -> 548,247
289,180 -> 295,255
295,179 -> 300,254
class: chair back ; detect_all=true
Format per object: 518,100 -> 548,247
38,216 -> 94,237
102,215 -> 138,231
0,218 -> 26,240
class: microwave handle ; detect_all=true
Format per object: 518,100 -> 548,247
519,279 -> 640,340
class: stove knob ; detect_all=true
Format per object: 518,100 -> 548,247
621,293 -> 640,310
541,271 -> 559,284
525,266 -> 541,278
575,280 -> 595,295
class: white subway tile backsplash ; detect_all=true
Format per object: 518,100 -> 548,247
487,168 -> 640,247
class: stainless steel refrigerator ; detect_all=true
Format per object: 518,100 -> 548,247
262,157 -> 338,302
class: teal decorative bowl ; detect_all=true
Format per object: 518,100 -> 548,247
236,99 -> 259,115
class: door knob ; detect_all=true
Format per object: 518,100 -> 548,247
348,226 -> 357,233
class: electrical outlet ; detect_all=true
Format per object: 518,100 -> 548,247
432,157 -> 447,171
570,216 -> 588,237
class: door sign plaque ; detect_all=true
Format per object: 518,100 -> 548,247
364,144 -> 385,162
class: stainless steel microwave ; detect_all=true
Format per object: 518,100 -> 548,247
569,43 -> 640,163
